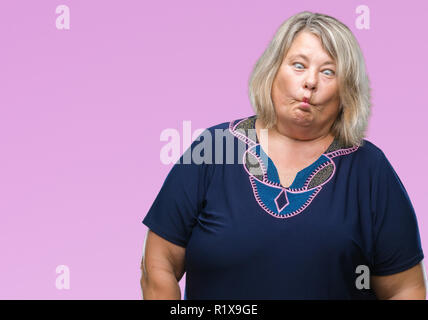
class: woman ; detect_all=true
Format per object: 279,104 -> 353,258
140,11 -> 426,299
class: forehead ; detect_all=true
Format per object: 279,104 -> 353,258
285,31 -> 334,62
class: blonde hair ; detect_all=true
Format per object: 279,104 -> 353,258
248,11 -> 371,147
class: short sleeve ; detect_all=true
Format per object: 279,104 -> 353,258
371,151 -> 424,276
142,130 -> 212,248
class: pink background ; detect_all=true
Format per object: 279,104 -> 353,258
0,0 -> 427,299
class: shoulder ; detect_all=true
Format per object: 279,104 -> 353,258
206,115 -> 252,131
185,115 -> 253,165
353,139 -> 387,164
197,114 -> 254,139
350,139 -> 396,180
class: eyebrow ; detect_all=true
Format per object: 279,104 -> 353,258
288,54 -> 336,66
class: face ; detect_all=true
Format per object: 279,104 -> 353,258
271,31 -> 341,138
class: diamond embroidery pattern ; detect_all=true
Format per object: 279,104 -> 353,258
274,189 -> 289,212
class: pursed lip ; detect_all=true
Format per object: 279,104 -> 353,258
302,97 -> 314,104
299,102 -> 312,109
298,98 -> 315,107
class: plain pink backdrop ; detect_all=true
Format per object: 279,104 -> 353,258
0,0 -> 426,299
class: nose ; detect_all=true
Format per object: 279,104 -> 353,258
304,70 -> 317,91
305,81 -> 316,90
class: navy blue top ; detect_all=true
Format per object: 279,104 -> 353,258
142,115 -> 424,300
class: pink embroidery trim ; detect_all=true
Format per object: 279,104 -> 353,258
274,189 -> 288,213
228,116 -> 360,218
245,148 -> 268,182
250,176 -> 323,219
229,118 -> 258,147
304,159 -> 335,189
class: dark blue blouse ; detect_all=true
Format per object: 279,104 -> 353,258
142,115 -> 424,300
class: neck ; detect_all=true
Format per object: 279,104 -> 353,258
255,117 -> 335,155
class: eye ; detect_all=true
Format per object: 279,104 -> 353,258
293,62 -> 304,69
323,69 -> 335,76
293,63 -> 335,76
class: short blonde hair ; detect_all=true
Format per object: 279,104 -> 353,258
248,11 -> 371,147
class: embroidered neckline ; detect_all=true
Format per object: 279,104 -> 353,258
251,115 -> 343,188
228,115 -> 359,219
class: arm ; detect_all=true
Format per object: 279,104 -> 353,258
140,229 -> 186,300
371,261 -> 427,300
